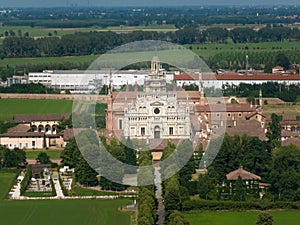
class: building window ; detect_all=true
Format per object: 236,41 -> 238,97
19,143 -> 22,148
32,141 -> 35,147
238,113 -> 242,117
154,108 -> 160,115
227,113 -> 231,117
216,113 -> 220,117
169,127 -> 174,135
141,127 -> 145,136
25,143 -> 28,148
179,127 -> 183,135
118,119 -> 123,130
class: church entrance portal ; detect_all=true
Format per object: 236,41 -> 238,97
154,126 -> 161,139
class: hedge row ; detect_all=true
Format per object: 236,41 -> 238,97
183,199 -> 300,211
20,166 -> 32,196
58,174 -> 69,196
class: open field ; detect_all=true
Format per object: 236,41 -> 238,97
1,41 -> 298,68
25,150 -> 62,159
185,211 -> 300,225
0,54 -> 99,68
188,41 -> 300,58
0,25 -> 177,39
263,104 -> 300,117
0,99 -> 73,121
0,170 -> 132,225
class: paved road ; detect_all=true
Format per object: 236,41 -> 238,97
52,172 -> 64,198
154,166 -> 164,225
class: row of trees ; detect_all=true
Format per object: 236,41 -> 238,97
2,7 -> 300,28
137,150 -> 157,225
161,141 -> 193,225
208,50 -> 299,71
0,83 -> 60,94
222,81 -> 300,103
2,26 -> 300,58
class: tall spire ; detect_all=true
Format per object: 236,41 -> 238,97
108,70 -> 113,97
259,88 -> 263,107
151,55 -> 160,75
199,72 -> 205,106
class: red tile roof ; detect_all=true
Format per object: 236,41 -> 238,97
226,167 -> 261,181
174,73 -> 300,81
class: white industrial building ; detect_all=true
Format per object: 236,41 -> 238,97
28,70 -> 174,93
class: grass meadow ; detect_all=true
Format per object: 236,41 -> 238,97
263,104 -> 300,117
0,98 -> 73,121
0,170 -> 132,225
185,210 -> 300,225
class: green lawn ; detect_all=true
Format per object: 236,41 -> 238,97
0,170 -> 132,225
0,169 -> 19,199
72,185 -> 120,196
25,150 -> 62,159
0,99 -> 73,121
185,211 -> 300,225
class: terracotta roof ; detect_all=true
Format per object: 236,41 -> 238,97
281,130 -> 299,138
282,115 -> 297,121
246,112 -> 265,120
60,128 -> 86,141
14,114 -> 70,123
226,167 -> 261,181
0,132 -> 45,137
7,124 -> 31,133
226,120 -> 266,140
174,73 -> 300,81
195,104 -> 255,113
282,138 -> 300,148
273,66 -> 284,70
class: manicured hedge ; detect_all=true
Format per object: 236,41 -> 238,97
183,199 -> 300,211
20,166 -> 32,196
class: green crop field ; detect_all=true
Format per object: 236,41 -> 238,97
188,41 -> 300,59
0,99 -> 73,121
185,211 -> 300,225
0,170 -> 132,225
0,54 -> 99,68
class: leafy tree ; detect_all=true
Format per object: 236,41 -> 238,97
256,212 -> 273,225
198,173 -> 215,200
124,137 -> 137,174
266,113 -> 281,149
269,145 -> 300,200
168,211 -> 190,225
75,157 -> 98,186
0,146 -> 26,168
232,176 -> 246,201
36,152 -> 51,164
275,53 -> 290,69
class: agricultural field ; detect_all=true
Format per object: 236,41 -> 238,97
0,99 -> 73,121
0,54 -> 99,68
185,211 -> 300,225
0,24 -> 177,43
263,104 -> 300,117
188,41 -> 300,59
0,170 -> 132,225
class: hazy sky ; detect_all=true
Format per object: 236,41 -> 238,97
0,0 -> 299,8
